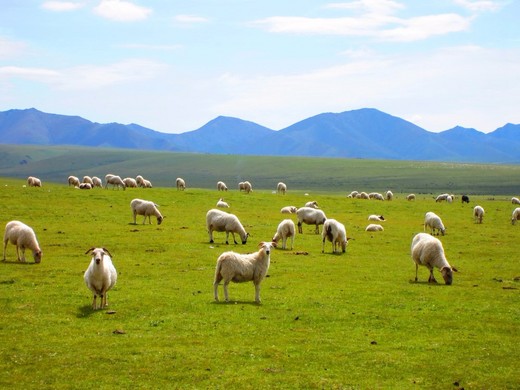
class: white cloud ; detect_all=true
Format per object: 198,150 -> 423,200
453,0 -> 504,12
120,43 -> 183,51
0,37 -> 27,59
41,1 -> 85,12
325,0 -> 404,14
173,14 -> 209,24
93,0 -> 152,22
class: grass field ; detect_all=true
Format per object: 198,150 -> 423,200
0,177 -> 519,389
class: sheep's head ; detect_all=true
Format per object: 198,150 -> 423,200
241,232 -> 250,245
33,250 -> 42,263
85,247 -> 112,264
440,266 -> 453,285
259,242 -> 276,255
157,216 -> 164,225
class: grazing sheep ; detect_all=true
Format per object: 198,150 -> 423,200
435,193 -> 449,202
385,190 -> 394,201
473,205 -> 485,224
296,207 -> 327,234
238,182 -> 245,191
82,176 -> 93,185
446,195 -> 453,204
79,183 -> 92,190
104,174 -> 126,190
141,179 -> 152,188
411,233 -> 456,285
372,193 -> 384,201
272,219 -> 295,250
277,182 -> 287,195
512,197 -> 520,205
136,175 -> 145,186
462,195 -> 470,203
213,242 -> 274,303
347,191 -> 359,198
304,201 -> 319,208
322,219 -> 348,253
407,194 -> 416,201
27,176 -> 42,187
216,198 -> 230,208
217,181 -> 228,191
280,206 -> 298,214
176,177 -> 186,191
68,175 -> 80,187
123,177 -> 138,188
3,220 -> 42,263
365,224 -> 384,232
130,198 -> 164,225
358,192 -> 370,200
206,209 -> 249,245
424,212 -> 446,236
242,181 -> 253,193
92,176 -> 102,188
368,215 -> 385,222
84,247 -> 117,310
512,208 -> 520,225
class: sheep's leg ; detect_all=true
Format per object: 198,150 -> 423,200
297,222 -> 303,234
254,283 -> 261,304
282,237 -> 286,250
133,212 -> 137,224
209,229 -> 214,243
321,238 -> 326,253
428,269 -> 438,284
92,294 -> 98,310
101,290 -> 108,308
225,231 -> 230,245
2,241 -> 7,261
223,281 -> 230,302
315,224 -> 320,234
415,264 -> 419,282
213,282 -> 220,301
290,236 -> 294,250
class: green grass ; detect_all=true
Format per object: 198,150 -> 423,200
0,178 -> 519,389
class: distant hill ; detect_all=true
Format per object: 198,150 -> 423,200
1,107 -> 519,163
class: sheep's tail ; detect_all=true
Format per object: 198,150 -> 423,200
325,225 -> 333,242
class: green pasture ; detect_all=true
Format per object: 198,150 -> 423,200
0,178 -> 519,389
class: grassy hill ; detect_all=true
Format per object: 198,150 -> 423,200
0,144 -> 519,195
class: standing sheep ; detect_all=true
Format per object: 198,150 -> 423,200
385,190 -> 394,201
407,194 -> 416,201
322,218 -> 348,254
83,176 -> 93,185
242,181 -> 253,193
424,212 -> 446,236
206,209 -> 249,245
176,178 -> 186,191
27,176 -> 42,187
462,195 -> 470,203
84,247 -> 117,310
272,219 -> 295,250
130,198 -> 164,225
512,208 -> 520,225
105,174 -> 126,190
123,177 -> 138,188
411,233 -> 456,285
213,242 -> 274,303
277,182 -> 287,195
296,207 -> 327,234
68,175 -> 80,187
473,205 -> 485,224
92,176 -> 102,188
217,181 -> 228,191
512,197 -> 520,205
435,193 -> 449,202
3,220 -> 42,263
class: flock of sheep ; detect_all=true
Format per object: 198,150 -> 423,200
8,175 -> 520,305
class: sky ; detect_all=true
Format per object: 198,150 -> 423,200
0,0 -> 519,134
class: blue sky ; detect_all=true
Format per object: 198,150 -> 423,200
0,0 -> 518,134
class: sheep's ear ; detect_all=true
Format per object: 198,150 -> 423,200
85,247 -> 95,255
451,266 -> 459,273
346,237 -> 354,241
271,241 -> 277,248
102,248 -> 113,257
258,242 -> 265,248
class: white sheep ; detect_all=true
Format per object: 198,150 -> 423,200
213,242 -> 274,303
142,179 -> 152,188
84,247 -> 117,310
446,195 -> 453,203
407,194 -> 416,201
123,177 -> 138,188
176,177 -> 186,190
216,198 -> 230,208
3,220 -> 42,263
79,183 -> 92,190
424,212 -> 446,236
27,176 -> 42,187
242,181 -> 252,193
372,193 -> 384,201
136,175 -> 145,186
296,207 -> 327,234
512,197 -> 520,205
365,224 -> 384,232
358,192 -> 370,200
304,200 -> 319,208
68,175 -> 80,187
130,198 -> 164,225
368,214 -> 385,222
217,181 -> 228,191
280,206 -> 298,214
272,219 -> 295,250
435,193 -> 449,202
277,182 -> 287,195
83,176 -> 93,185
473,205 -> 485,224
347,191 -> 359,198
512,208 -> 520,225
385,190 -> 394,201
322,218 -> 348,253
411,233 -> 456,285
104,174 -> 126,190
92,176 -> 102,188
206,209 -> 249,245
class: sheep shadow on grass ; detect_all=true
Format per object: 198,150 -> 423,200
212,300 -> 262,306
76,304 -> 113,318
0,259 -> 38,266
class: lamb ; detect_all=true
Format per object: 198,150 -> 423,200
123,177 -> 138,188
130,198 -> 164,225
104,174 -> 126,190
411,233 -> 456,285
272,219 -> 295,250
280,206 -> 298,214
407,194 -> 416,201
385,190 -> 394,201
368,214 -> 385,222
217,181 -> 228,191
206,209 -> 249,244
277,182 -> 287,195
304,201 -> 319,208
27,176 -> 42,187
424,212 -> 446,236
512,208 -> 520,225
296,207 -> 327,234
365,224 -> 384,232
176,177 -> 186,191
68,175 -> 80,187
322,218 -> 347,253
512,197 -> 520,205
84,247 -> 117,309
473,205 -> 485,224
3,220 -> 42,263
216,198 -> 230,208
213,242 -> 274,303
92,176 -> 102,188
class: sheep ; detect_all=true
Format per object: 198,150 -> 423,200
280,206 -> 298,214
238,181 -> 245,191
82,176 -> 93,185
213,242 -> 274,303
358,192 -> 370,200
176,177 -> 186,191
347,191 -> 359,198
123,177 -> 138,188
512,197 -> 520,205
130,198 -> 164,225
473,205 -> 485,224
411,233 -> 456,285
446,195 -> 453,204
385,190 -> 393,201
136,175 -> 145,186
3,220 -> 42,263
216,198 -> 230,208
84,247 -> 117,310
272,219 -> 295,250
104,174 -> 126,190
79,183 -> 92,190
435,193 -> 449,202
304,201 -> 319,208
92,176 -> 102,188
407,194 -> 416,201
217,181 -> 228,191
206,209 -> 249,245
242,181 -> 252,193
372,193 -> 384,201
68,175 -> 80,187
462,195 -> 470,203
365,224 -> 384,232
142,179 -> 152,188
368,214 -> 385,222
424,212 -> 446,236
27,176 -> 42,187
322,218 -> 347,253
277,182 -> 287,195
296,207 -> 327,234
512,208 -> 520,225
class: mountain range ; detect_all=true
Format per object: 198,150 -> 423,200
1,107 -> 519,163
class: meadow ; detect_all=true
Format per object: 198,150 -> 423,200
0,177 -> 519,389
